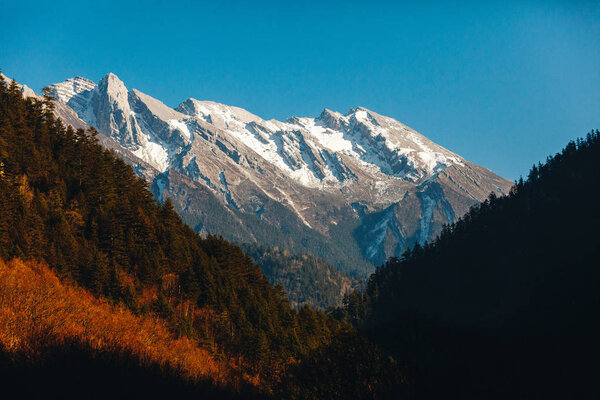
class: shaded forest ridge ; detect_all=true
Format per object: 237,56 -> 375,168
338,130 -> 600,399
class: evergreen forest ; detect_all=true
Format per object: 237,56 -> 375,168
338,130 -> 600,399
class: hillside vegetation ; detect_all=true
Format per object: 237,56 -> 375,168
242,243 -> 359,309
0,258 -> 253,398
340,131 -> 600,399
0,75 -> 335,372
0,74 -> 403,398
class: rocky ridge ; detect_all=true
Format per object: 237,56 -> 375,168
8,72 -> 513,273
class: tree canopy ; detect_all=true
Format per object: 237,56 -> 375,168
339,130 -> 600,399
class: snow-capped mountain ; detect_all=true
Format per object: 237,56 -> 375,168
43,73 -> 512,273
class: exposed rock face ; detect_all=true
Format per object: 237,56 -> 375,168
41,73 -> 512,273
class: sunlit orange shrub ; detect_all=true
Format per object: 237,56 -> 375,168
0,258 -> 250,389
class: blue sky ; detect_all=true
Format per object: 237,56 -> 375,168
1,0 -> 599,180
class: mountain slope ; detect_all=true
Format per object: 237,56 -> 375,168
1,72 -> 355,309
0,258 -> 249,399
46,73 -> 512,273
0,74 -> 406,398
241,243 -> 359,309
341,131 -> 600,398
0,76 -> 351,390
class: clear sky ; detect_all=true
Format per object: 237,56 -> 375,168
1,1 -> 599,180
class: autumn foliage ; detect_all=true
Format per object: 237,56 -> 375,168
0,257 -> 248,389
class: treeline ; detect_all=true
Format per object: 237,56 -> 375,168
0,74 -> 403,398
338,131 -> 600,398
241,243 -> 359,309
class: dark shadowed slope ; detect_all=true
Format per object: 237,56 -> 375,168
340,131 -> 600,399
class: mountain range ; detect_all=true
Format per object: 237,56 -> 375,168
6,72 -> 512,274
2,66 -> 597,400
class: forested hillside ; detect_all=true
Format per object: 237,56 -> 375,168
340,131 -> 600,399
242,244 -> 358,309
0,76 -> 319,372
0,258 -> 252,399
0,75 -> 403,398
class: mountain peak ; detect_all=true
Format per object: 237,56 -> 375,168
48,76 -> 96,103
99,72 -> 126,91
347,106 -> 374,121
102,72 -> 121,81
318,108 -> 343,119
317,108 -> 345,130
97,72 -> 128,104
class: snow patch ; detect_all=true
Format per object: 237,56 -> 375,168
302,119 -> 354,153
169,119 -> 191,140
131,139 -> 169,172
